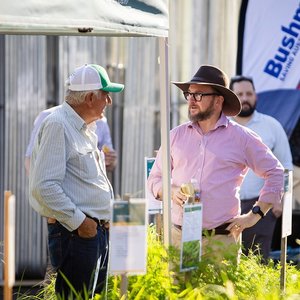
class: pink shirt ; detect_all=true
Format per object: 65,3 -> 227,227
147,113 -> 284,229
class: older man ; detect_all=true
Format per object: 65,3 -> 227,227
29,64 -> 124,298
148,65 -> 284,261
25,107 -> 116,175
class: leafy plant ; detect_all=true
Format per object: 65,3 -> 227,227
16,225 -> 300,299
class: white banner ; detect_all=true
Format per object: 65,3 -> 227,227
242,0 -> 300,92
239,0 -> 300,137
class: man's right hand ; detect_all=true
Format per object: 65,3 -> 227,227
77,217 -> 97,238
157,186 -> 187,207
171,186 -> 187,207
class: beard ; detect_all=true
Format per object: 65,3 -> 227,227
188,101 -> 215,122
238,101 -> 256,117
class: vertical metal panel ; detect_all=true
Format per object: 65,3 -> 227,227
121,37 -> 159,197
0,35 -> 5,281
3,35 -> 48,278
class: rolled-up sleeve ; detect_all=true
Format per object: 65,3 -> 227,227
244,131 -> 284,204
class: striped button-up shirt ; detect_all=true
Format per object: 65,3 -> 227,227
148,113 -> 284,229
29,102 -> 113,231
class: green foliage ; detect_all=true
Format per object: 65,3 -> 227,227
17,225 -> 300,299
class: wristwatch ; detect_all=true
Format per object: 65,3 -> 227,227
252,206 -> 265,219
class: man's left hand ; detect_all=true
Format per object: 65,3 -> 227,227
227,212 -> 262,238
272,202 -> 282,218
77,217 -> 97,238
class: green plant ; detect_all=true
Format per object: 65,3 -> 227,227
17,225 -> 300,299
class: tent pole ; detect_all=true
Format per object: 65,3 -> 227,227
159,37 -> 171,248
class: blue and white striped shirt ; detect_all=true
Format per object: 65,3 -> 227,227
29,102 -> 113,231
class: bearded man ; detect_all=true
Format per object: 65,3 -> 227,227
230,75 -> 293,262
147,65 -> 284,262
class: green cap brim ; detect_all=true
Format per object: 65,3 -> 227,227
101,83 -> 124,93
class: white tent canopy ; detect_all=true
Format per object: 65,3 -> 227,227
0,0 -> 168,37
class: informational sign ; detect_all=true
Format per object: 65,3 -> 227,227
180,203 -> 202,272
109,199 -> 147,274
145,157 -> 162,214
282,170 -> 293,237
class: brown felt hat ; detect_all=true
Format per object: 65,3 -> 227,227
172,65 -> 241,116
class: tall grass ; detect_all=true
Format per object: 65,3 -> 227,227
17,225 -> 300,299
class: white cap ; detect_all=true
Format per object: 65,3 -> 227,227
66,64 -> 124,93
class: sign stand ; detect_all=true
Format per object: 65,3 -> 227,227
120,194 -> 130,298
4,190 -> 16,300
280,237 -> 287,291
280,170 -> 293,293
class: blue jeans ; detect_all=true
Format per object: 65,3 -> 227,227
48,221 -> 109,298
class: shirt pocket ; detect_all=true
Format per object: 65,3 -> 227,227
78,151 -> 100,179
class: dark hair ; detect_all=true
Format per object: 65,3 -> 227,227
229,75 -> 255,91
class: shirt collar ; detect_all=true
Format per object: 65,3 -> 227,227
62,102 -> 86,131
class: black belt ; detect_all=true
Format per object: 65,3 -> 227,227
203,223 -> 230,236
173,222 -> 230,236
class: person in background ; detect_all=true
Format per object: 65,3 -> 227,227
289,120 -> 300,210
147,65 -> 284,262
230,75 -> 293,261
29,64 -> 124,298
25,107 -> 117,176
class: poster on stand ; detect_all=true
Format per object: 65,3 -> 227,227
110,199 -> 147,274
282,170 -> 293,237
145,157 -> 162,214
180,203 -> 203,272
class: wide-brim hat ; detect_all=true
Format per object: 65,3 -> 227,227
172,65 -> 241,116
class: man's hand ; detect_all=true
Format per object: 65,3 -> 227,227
104,149 -> 117,172
272,202 -> 282,218
77,217 -> 97,238
171,185 -> 187,207
157,185 -> 188,206
227,212 -> 261,236
226,201 -> 272,238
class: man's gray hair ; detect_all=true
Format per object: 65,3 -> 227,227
65,90 -> 92,105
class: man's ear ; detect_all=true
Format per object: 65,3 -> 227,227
216,95 -> 224,105
84,92 -> 94,107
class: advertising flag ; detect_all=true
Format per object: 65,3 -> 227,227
237,0 -> 300,137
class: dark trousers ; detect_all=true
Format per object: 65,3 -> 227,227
241,198 -> 277,261
48,222 -> 109,298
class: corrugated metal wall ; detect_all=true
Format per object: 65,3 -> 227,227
121,37 -> 159,197
1,35 -> 48,279
0,35 -> 5,282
